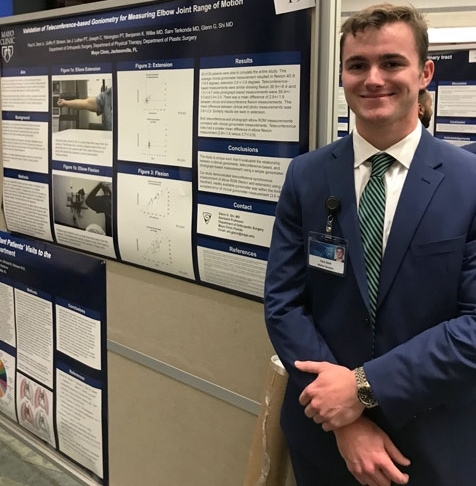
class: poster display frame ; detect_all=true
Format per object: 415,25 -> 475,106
0,0 -> 333,303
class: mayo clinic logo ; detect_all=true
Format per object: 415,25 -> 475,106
1,30 -> 15,63
2,45 -> 14,63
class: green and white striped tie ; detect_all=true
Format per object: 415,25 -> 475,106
359,152 -> 395,323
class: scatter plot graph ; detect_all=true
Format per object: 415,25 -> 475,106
117,171 -> 194,278
135,125 -> 169,162
117,65 -> 194,167
136,234 -> 173,268
137,188 -> 171,218
139,73 -> 167,112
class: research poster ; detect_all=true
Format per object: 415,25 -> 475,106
429,49 -> 476,146
0,231 -> 108,484
0,0 -> 312,300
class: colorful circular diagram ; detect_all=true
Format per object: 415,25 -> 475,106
0,360 -> 7,398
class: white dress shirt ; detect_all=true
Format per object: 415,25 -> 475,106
353,123 -> 422,253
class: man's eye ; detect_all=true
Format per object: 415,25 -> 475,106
383,61 -> 402,69
347,63 -> 365,71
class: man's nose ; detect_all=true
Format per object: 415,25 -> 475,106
365,66 -> 385,86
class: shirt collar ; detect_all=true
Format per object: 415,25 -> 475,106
353,122 -> 422,169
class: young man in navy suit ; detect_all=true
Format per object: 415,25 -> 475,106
265,3 -> 476,485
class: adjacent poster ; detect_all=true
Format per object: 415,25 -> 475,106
0,231 -> 108,484
429,49 -> 476,146
0,0 -> 312,300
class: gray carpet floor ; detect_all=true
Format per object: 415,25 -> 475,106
0,425 -> 84,486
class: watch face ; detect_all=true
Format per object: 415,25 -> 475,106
358,386 -> 376,407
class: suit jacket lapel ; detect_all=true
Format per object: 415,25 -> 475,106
327,136 -> 370,308
378,132 -> 444,306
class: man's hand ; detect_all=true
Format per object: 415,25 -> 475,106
295,360 -> 364,430
334,416 -> 411,486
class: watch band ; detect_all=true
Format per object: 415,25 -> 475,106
354,366 -> 378,408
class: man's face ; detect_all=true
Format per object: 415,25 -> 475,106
341,21 -> 433,139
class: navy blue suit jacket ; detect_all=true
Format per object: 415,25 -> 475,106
264,129 -> 476,485
463,141 -> 476,154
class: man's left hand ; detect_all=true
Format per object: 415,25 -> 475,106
295,360 -> 364,431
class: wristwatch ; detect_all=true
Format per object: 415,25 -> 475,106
354,366 -> 378,408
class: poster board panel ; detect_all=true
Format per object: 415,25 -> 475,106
0,230 -> 108,484
0,0 -> 313,301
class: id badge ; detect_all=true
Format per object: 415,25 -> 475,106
308,232 -> 347,276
